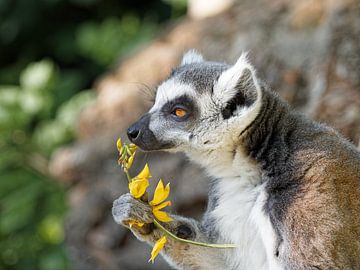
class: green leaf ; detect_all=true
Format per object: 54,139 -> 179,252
0,179 -> 43,234
76,16 -> 157,65
56,90 -> 95,129
32,120 -> 71,154
38,215 -> 64,244
0,86 -> 21,106
0,86 -> 32,129
20,60 -> 57,92
19,91 -> 53,117
0,149 -> 23,172
39,248 -> 69,270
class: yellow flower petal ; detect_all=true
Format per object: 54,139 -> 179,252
116,138 -> 123,152
128,220 -> 144,228
129,144 -> 137,152
135,163 -> 151,180
129,178 -> 149,199
150,180 -> 170,206
153,209 -> 173,222
153,200 -> 171,211
125,152 -> 135,170
149,236 -> 167,263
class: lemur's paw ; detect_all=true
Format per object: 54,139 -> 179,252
112,193 -> 153,228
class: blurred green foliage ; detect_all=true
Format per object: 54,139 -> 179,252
76,15 -> 157,66
0,0 -> 186,269
0,60 -> 95,270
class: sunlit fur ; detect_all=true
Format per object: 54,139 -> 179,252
113,50 -> 360,270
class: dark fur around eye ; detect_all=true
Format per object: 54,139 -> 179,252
161,94 -> 196,120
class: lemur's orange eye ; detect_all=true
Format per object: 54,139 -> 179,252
174,108 -> 187,117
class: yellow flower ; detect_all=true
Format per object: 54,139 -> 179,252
128,163 -> 151,198
150,179 -> 170,205
125,152 -> 135,170
136,163 -> 151,179
153,201 -> 173,222
128,220 -> 144,228
150,180 -> 173,222
129,143 -> 137,152
129,178 -> 149,199
117,138 -> 137,170
116,138 -> 123,152
149,236 -> 167,263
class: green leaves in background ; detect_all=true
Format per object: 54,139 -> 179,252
0,60 -> 56,133
0,59 -> 95,270
77,15 -> 157,66
0,0 -> 187,269
34,90 -> 95,153
20,60 -> 56,92
0,169 -> 70,270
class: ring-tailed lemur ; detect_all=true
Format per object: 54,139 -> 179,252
112,50 -> 360,270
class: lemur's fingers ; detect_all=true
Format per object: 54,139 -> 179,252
112,193 -> 153,228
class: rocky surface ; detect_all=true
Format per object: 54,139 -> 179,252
49,0 -> 360,269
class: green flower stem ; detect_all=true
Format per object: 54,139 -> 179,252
153,219 -> 237,249
125,170 -> 132,183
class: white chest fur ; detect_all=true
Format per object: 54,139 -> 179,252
211,178 -> 268,269
211,178 -> 285,270
190,145 -> 284,269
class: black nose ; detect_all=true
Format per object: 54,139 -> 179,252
127,125 -> 140,141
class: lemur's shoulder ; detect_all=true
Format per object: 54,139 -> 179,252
250,88 -> 360,267
284,156 -> 360,268
278,116 -> 360,268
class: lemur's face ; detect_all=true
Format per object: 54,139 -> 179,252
127,51 -> 262,154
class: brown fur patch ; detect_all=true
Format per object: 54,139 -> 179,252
284,141 -> 360,269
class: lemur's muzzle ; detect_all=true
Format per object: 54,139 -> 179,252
127,113 -> 174,151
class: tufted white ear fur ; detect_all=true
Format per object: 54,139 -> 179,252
213,53 -> 261,106
181,49 -> 204,65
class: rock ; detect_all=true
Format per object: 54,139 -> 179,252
188,0 -> 235,20
50,0 -> 360,269
289,0 -> 326,30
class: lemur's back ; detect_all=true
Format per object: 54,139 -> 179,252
245,88 -> 360,269
282,119 -> 360,269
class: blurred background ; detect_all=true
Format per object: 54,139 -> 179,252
0,0 -> 359,269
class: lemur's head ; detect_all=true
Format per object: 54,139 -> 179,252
127,50 -> 262,156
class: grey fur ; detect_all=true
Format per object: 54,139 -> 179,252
113,51 -> 360,270
169,62 -> 228,94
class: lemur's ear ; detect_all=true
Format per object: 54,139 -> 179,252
181,49 -> 204,65
213,53 -> 261,119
